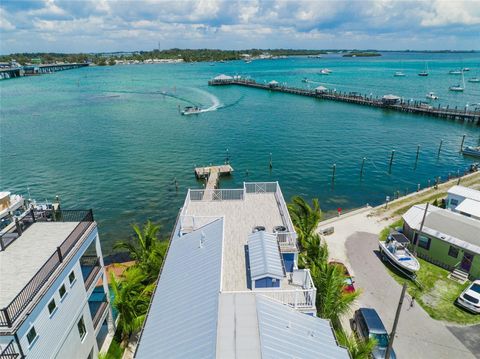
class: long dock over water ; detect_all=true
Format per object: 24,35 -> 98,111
208,78 -> 480,125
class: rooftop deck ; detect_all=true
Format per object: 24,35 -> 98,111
0,222 -> 79,307
181,182 -> 300,293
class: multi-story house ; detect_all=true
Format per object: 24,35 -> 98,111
0,208 -> 113,359
134,182 -> 349,358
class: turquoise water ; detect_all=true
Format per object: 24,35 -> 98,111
1,52 -> 479,255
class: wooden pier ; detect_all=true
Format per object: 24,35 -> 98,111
195,164 -> 234,190
208,78 -> 480,125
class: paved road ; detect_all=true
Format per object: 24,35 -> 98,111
346,232 -> 476,359
448,325 -> 480,359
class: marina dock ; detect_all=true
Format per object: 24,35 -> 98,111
195,164 -> 234,190
208,78 -> 480,125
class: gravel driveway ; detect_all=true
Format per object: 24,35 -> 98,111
346,231 -> 476,359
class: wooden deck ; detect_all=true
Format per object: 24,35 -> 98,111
195,164 -> 233,190
209,78 -> 480,125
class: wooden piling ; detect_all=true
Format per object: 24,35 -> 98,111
332,163 -> 336,182
438,139 -> 443,157
460,134 -> 466,152
389,150 -> 395,172
360,157 -> 366,177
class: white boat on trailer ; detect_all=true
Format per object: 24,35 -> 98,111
379,233 -> 420,277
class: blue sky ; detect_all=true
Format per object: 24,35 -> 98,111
1,0 -> 479,54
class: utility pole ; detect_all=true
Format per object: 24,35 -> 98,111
385,283 -> 407,359
414,202 -> 429,255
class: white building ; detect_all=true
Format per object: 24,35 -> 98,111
446,185 -> 480,220
0,209 -> 114,359
134,182 -> 349,359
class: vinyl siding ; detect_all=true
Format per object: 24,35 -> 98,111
16,228 -> 100,359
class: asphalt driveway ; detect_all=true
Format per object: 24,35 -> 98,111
346,231 -> 477,359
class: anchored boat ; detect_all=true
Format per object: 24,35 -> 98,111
462,146 -> 480,158
379,233 -> 420,276
426,92 -> 438,100
394,71 -> 405,77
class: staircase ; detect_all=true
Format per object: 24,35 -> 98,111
448,268 -> 469,284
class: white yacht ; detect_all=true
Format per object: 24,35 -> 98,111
0,192 -> 25,219
379,233 -> 420,276
468,77 -> 480,83
426,92 -> 439,100
320,68 -> 332,75
394,71 -> 405,77
449,69 -> 462,75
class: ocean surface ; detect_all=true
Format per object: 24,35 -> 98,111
1,52 -> 479,255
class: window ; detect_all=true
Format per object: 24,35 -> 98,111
448,246 -> 459,258
69,271 -> 76,285
450,198 -> 459,206
77,316 -> 87,341
59,284 -> 67,299
27,326 -> 38,345
414,234 -> 431,250
48,298 -> 57,315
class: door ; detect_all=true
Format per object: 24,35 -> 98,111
460,252 -> 474,272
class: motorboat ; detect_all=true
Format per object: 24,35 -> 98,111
468,77 -> 480,83
426,92 -> 438,100
181,106 -> 202,115
301,77 -> 309,83
462,146 -> 480,158
449,70 -> 462,75
379,233 -> 420,276
0,192 -> 25,220
394,72 -> 405,77
320,68 -> 332,75
463,68 -> 470,72
0,192 -> 26,231
449,71 -> 465,91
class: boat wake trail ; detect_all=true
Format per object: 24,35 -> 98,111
190,88 -> 222,113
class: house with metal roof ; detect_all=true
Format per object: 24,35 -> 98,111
134,182 -> 349,359
403,204 -> 480,279
446,185 -> 480,220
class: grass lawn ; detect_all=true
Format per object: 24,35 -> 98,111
384,258 -> 480,325
379,219 -> 404,241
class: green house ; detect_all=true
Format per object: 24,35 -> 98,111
403,204 -> 480,280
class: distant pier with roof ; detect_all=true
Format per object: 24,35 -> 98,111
208,75 -> 480,125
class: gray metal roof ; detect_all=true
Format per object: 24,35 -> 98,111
256,295 -> 350,359
216,292 -> 349,359
403,204 -> 480,255
448,185 -> 480,202
248,231 -> 284,280
135,217 -> 224,359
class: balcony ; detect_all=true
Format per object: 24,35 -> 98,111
88,289 -> 109,331
0,340 -> 20,359
81,256 -> 101,290
0,210 -> 94,329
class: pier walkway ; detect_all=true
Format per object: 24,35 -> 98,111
195,165 -> 234,190
208,78 -> 480,125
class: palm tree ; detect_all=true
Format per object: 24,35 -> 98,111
288,196 -> 322,249
110,267 -> 154,348
114,220 -> 168,282
335,329 -> 377,359
311,261 -> 359,323
299,233 -> 329,268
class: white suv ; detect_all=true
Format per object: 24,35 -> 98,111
457,280 -> 480,314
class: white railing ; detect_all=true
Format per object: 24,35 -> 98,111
253,288 -> 316,309
276,232 -> 297,251
244,182 -> 278,194
179,215 -> 222,234
291,268 -> 315,289
274,184 -> 297,238
189,189 -> 244,201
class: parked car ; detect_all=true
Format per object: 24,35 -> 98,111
456,280 -> 480,314
352,308 -> 396,359
329,260 -> 355,293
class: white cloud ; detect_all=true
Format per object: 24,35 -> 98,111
0,0 -> 479,53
